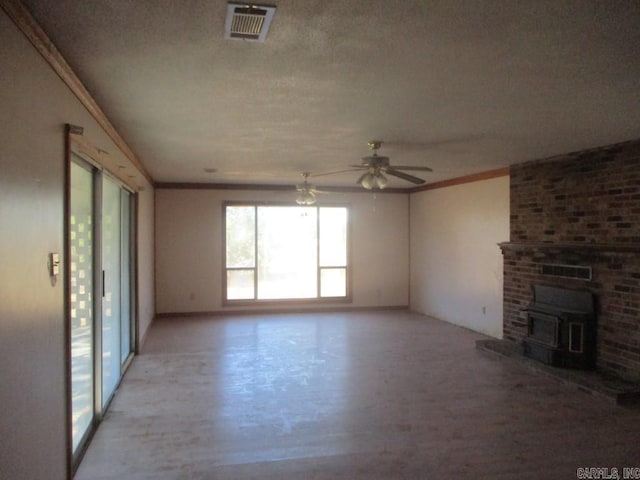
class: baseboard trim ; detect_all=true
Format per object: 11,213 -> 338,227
155,305 -> 409,319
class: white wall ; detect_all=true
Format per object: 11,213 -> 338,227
137,186 -> 155,345
409,176 -> 509,338
0,9 -> 154,479
155,189 -> 409,313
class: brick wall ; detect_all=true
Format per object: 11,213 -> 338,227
502,139 -> 640,381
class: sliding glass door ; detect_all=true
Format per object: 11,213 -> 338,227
70,161 -> 95,453
69,155 -> 135,466
101,176 -> 122,406
101,176 -> 134,406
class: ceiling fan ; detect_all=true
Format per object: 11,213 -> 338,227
322,141 -> 433,189
295,172 -> 327,205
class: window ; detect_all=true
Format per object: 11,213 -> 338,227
225,204 -> 349,301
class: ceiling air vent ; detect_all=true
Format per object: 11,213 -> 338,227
225,3 -> 276,42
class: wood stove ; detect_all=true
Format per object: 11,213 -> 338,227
523,285 -> 596,370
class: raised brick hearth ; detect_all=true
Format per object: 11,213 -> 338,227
501,139 -> 640,381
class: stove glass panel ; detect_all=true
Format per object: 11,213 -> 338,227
528,312 -> 559,347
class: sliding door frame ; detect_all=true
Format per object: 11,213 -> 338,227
121,187 -> 136,372
65,125 -> 139,476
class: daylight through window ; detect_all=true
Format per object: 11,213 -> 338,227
225,204 -> 348,301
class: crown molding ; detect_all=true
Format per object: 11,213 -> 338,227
409,167 -> 510,193
1,0 -> 153,185
154,182 -> 407,193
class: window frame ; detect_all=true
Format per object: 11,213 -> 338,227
222,201 -> 352,306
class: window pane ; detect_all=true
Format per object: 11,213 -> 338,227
102,176 -> 121,407
319,207 -> 347,267
70,161 -> 93,452
227,269 -> 255,300
257,206 -> 317,299
226,206 -> 255,268
320,268 -> 347,297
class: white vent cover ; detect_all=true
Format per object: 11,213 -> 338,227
225,3 -> 276,42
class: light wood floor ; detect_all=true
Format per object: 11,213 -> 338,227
75,311 -> 640,479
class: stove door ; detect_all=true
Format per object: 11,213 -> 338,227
527,311 -> 560,348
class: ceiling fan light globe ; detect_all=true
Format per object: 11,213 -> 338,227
376,173 -> 388,189
297,190 -> 317,205
361,173 -> 376,190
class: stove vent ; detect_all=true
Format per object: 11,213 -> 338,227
540,263 -> 592,281
225,3 -> 276,42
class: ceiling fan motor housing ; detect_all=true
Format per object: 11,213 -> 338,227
361,155 -> 390,169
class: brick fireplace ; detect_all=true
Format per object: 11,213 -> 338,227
500,139 -> 640,382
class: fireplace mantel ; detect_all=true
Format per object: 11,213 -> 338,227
498,242 -> 640,254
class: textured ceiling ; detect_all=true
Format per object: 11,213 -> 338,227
20,0 -> 640,188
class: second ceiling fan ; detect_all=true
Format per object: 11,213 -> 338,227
318,141 -> 433,190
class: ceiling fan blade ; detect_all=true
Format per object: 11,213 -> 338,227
390,165 -> 433,172
385,168 -> 426,185
311,168 -> 363,178
303,185 -> 331,194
